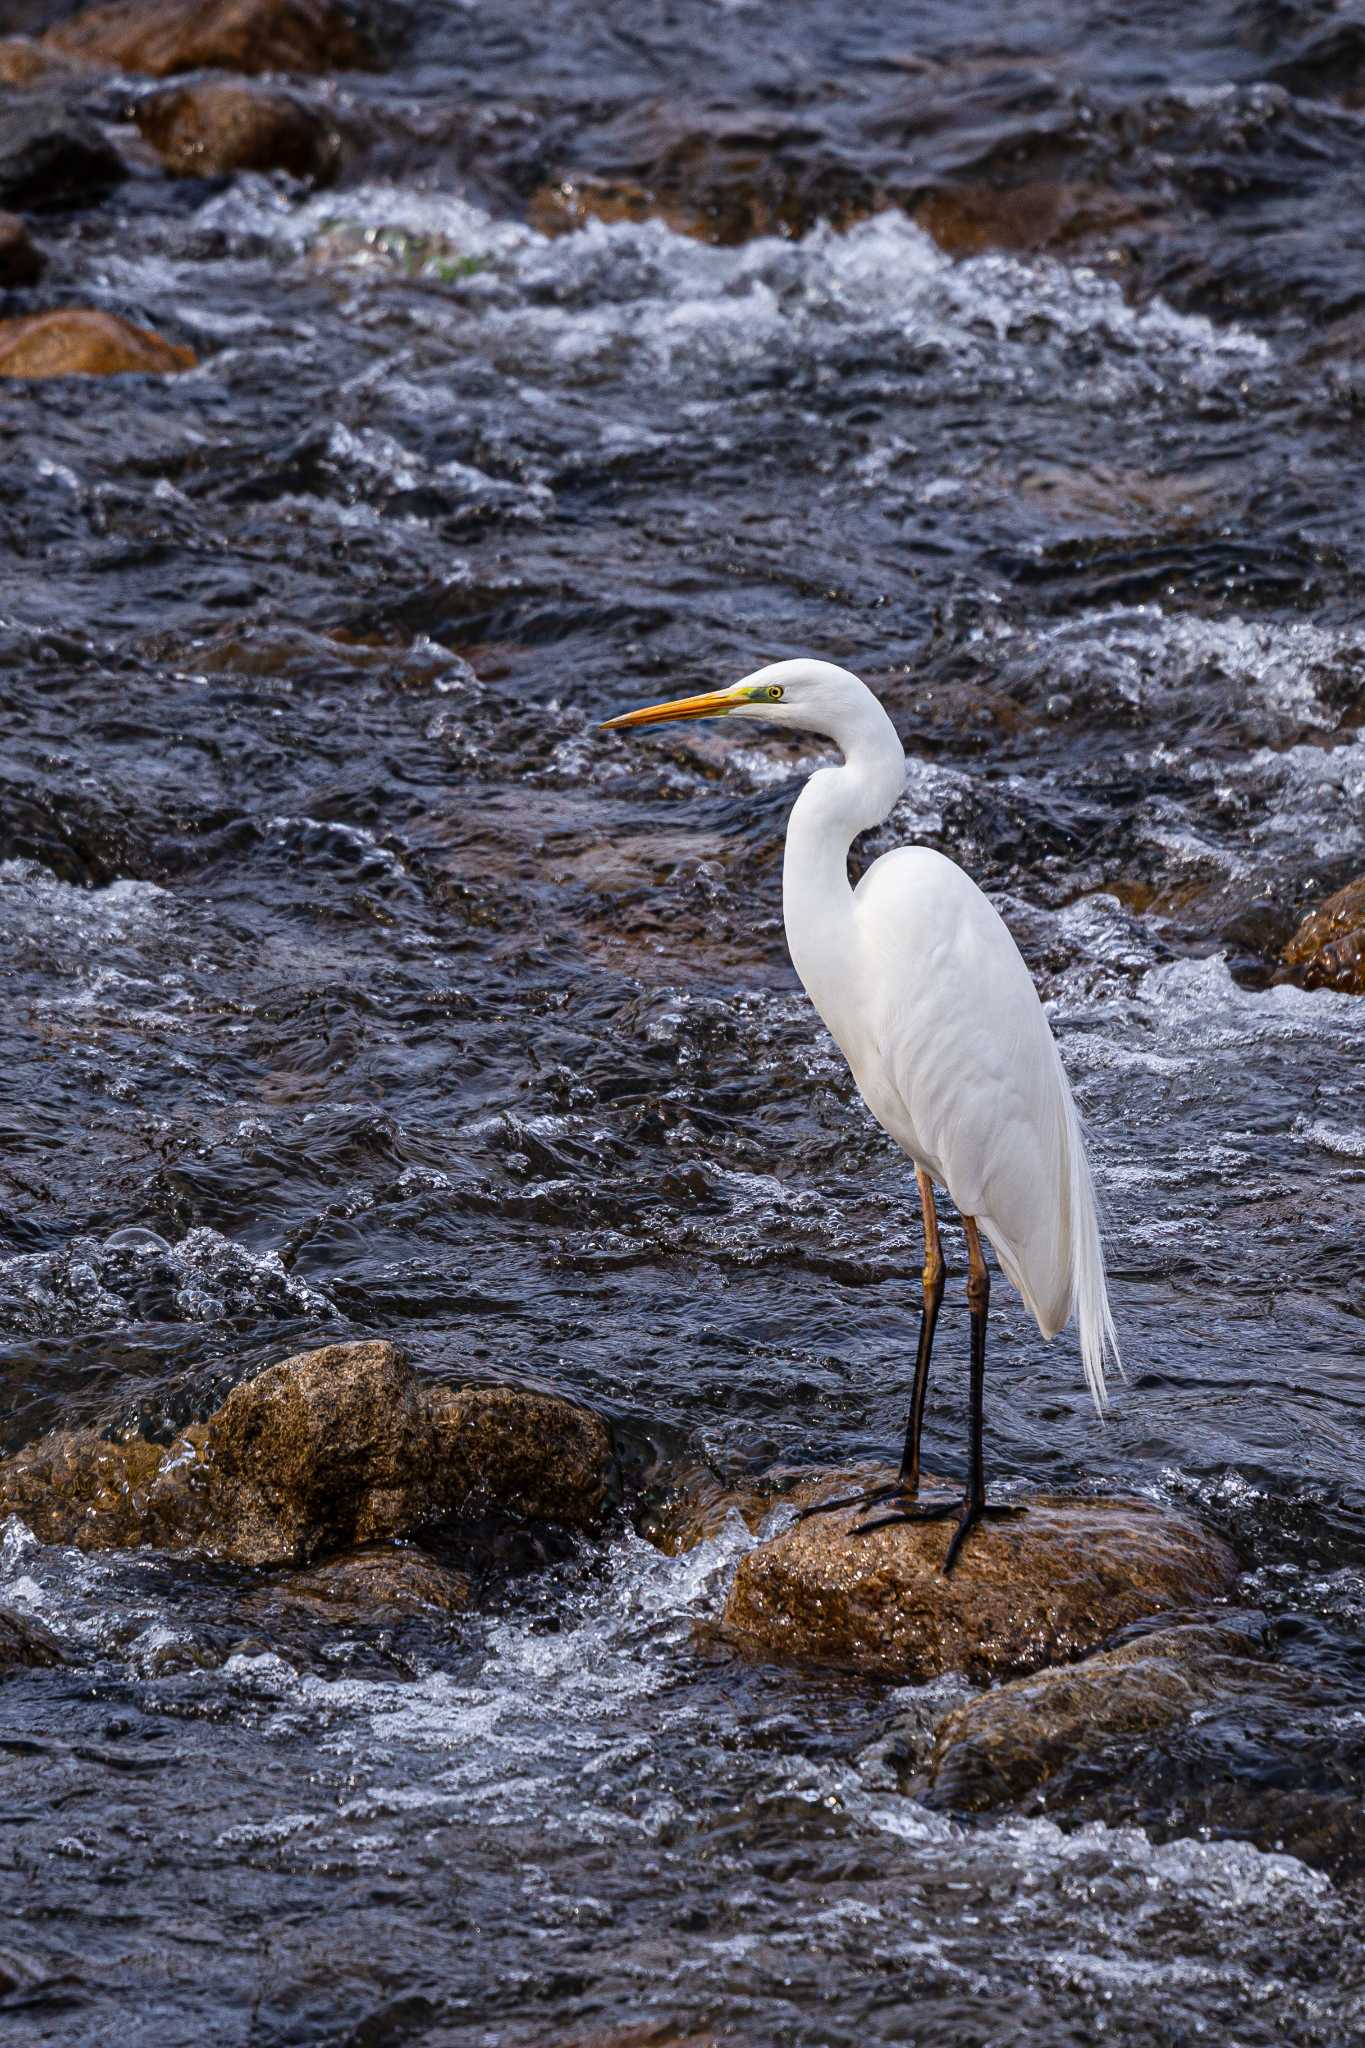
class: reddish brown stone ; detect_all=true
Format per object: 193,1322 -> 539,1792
724,1470 -> 1238,1683
242,1543 -> 471,1623
0,1342 -> 611,1566
0,309 -> 195,377
913,181 -> 1154,259
1280,876 -> 1365,994
44,0 -> 377,79
924,1619 -> 1292,1809
135,79 -> 338,181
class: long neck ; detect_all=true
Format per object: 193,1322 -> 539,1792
781,701 -> 905,1026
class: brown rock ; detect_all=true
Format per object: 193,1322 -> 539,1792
135,79 -> 339,181
0,1605 -> 70,1670
528,177 -> 713,244
913,181 -> 1154,259
202,1339 -> 435,1564
0,212 -> 43,288
0,309 -> 196,377
44,0 -> 378,79
0,1342 -> 612,1566
0,37 -> 91,86
641,1461 -> 948,1555
925,1619 -> 1276,1810
428,1384 -> 611,1530
1280,876 -> 1365,993
241,1543 -> 470,1623
723,1473 -> 1238,1682
0,1430 -> 188,1549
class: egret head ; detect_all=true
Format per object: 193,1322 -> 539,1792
601,659 -> 885,746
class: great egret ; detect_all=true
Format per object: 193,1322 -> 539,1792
602,658 -> 1120,1571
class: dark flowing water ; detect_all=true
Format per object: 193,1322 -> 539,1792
3,3 -> 1365,2043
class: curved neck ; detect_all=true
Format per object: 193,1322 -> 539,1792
781,698 -> 905,1020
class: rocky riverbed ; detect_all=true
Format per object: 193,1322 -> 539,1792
2,1 -> 1364,2044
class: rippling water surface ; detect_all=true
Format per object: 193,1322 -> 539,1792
3,2 -> 1365,2042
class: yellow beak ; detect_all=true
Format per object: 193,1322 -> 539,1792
601,687 -> 739,730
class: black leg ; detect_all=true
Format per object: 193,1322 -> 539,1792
854,1215 -> 1022,1566
797,1170 -> 945,1527
942,1215 -> 990,1573
898,1167 -> 944,1496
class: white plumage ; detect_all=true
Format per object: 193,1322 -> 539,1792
604,655 -> 1121,1563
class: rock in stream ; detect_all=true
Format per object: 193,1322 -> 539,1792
0,1340 -> 612,1566
723,1472 -> 1238,1682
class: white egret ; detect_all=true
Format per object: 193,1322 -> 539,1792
603,658 -> 1121,1571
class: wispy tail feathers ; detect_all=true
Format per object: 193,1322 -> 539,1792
1062,1084 -> 1122,1416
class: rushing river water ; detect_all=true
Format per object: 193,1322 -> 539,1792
3,2 -> 1365,2043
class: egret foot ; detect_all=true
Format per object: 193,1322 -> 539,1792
852,1497 -> 1025,1575
793,1481 -> 905,1524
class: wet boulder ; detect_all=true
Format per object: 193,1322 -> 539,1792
0,93 -> 126,209
528,176 -> 713,244
0,212 -> 44,287
723,1473 -> 1238,1683
0,309 -> 196,376
924,1617 -> 1280,1810
1279,877 -> 1365,994
0,1605 -> 70,1670
427,1383 -> 613,1530
912,181 -> 1154,259
241,1543 -> 471,1624
640,1460 -> 950,1555
134,79 -> 340,182
198,1339 -> 437,1564
0,1341 -> 611,1567
43,0 -> 380,79
0,37 -> 93,87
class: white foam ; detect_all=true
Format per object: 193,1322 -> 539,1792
0,1224 -> 332,1335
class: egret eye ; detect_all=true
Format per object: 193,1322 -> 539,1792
766,684 -> 784,701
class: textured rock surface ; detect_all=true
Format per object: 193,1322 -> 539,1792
0,1342 -> 612,1565
135,79 -> 339,181
913,181 -> 1153,258
0,94 -> 126,208
0,37 -> 90,87
724,1472 -> 1238,1682
0,309 -> 195,376
0,1605 -> 70,1670
427,1383 -> 613,1530
0,211 -> 44,287
528,176 -> 713,243
925,1618 -> 1277,1809
44,0 -> 378,78
241,1543 -> 471,1623
641,1462 -> 949,1555
1280,876 -> 1365,993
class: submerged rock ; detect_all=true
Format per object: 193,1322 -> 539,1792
0,212 -> 44,287
0,1342 -> 611,1566
0,94 -> 126,209
43,0 -> 379,78
135,79 -> 340,181
912,181 -> 1154,259
0,309 -> 196,377
640,1460 -> 949,1555
1279,876 -> 1365,994
242,1543 -> 471,1624
924,1617 -> 1276,1810
528,176 -> 714,244
723,1473 -> 1238,1682
0,37 -> 92,87
0,1605 -> 69,1670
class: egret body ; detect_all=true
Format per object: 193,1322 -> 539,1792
603,659 -> 1120,1568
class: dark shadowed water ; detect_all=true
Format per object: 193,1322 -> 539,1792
2,2 -> 1365,2043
